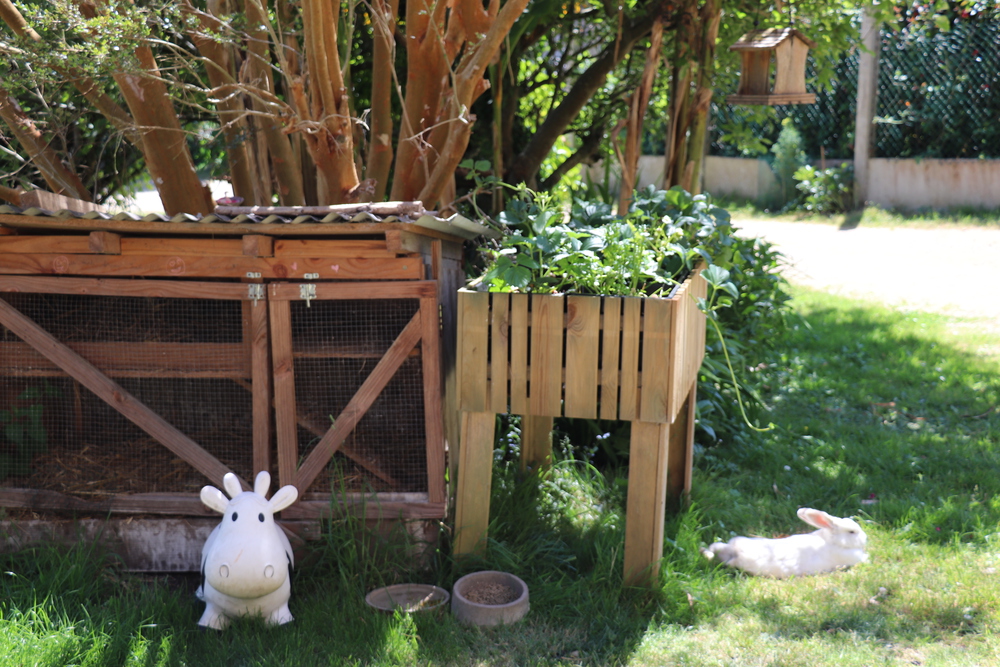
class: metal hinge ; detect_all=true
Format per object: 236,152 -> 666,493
247,283 -> 265,306
299,283 -> 317,307
439,304 -> 444,331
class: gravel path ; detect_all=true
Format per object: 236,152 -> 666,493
734,218 -> 1000,332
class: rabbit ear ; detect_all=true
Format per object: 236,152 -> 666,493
201,486 -> 229,514
798,507 -> 835,530
222,472 -> 243,499
254,471 -> 272,497
268,485 -> 298,513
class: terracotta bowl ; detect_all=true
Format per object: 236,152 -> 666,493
365,584 -> 450,613
451,570 -> 529,626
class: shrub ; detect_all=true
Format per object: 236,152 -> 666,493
793,162 -> 854,213
770,119 -> 807,209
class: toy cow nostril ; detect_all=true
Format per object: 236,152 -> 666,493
264,565 -> 274,578
220,564 -> 230,578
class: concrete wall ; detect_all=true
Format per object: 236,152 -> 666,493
703,156 -> 779,203
868,159 -> 1000,211
588,156 -> 999,211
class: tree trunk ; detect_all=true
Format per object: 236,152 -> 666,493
366,0 -> 399,201
182,0 -> 257,204
686,0 -> 720,195
297,0 -> 361,204
617,18 -> 664,215
391,0 -> 530,208
245,0 -> 306,205
113,46 -> 215,216
663,0 -> 720,194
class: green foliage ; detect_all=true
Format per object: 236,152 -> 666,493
793,162 -> 855,214
0,384 -> 58,480
770,119 -> 807,209
476,185 -> 736,297
696,236 -> 791,447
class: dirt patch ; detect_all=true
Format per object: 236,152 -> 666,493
735,218 -> 1000,335
464,581 -> 519,605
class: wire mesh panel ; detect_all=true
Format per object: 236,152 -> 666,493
291,299 -> 426,493
875,20 -> 1000,158
268,281 -> 445,503
0,278 -> 259,509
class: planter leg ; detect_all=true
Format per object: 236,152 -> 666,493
623,420 -> 670,586
453,411 -> 495,556
666,380 -> 697,507
520,414 -> 553,472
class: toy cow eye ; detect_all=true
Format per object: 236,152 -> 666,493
258,513 -> 265,523
231,512 -> 238,521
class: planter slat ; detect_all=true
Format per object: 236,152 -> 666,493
599,297 -> 622,420
564,296 -> 600,419
618,298 -> 642,421
639,297 -> 673,424
528,294 -> 564,416
508,294 -> 529,415
489,294 -> 510,415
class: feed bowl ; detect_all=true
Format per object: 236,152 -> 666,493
365,584 -> 450,613
451,570 -> 529,627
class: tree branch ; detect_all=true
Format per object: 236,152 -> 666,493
505,8 -> 661,188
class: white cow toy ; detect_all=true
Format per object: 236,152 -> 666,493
196,471 -> 298,629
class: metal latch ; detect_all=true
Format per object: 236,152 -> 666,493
299,283 -> 317,307
247,283 -> 265,306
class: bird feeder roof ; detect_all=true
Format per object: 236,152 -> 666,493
729,27 -> 816,51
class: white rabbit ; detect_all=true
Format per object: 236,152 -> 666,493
702,507 -> 867,578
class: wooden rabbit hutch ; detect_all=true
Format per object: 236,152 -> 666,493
0,193 -> 481,570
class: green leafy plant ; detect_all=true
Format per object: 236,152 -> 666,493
770,119 -> 807,208
474,186 -> 788,462
0,384 -> 57,480
793,162 -> 854,213
473,185 -> 737,297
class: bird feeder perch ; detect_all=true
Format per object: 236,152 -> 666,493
726,27 -> 816,105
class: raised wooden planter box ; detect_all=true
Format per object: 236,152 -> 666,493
0,203 -> 477,569
453,266 -> 707,584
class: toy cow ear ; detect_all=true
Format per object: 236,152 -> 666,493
254,471 -> 272,497
798,507 -> 834,530
201,486 -> 229,514
269,485 -> 298,513
222,472 -> 243,499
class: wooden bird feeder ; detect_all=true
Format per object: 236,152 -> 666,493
727,27 -> 816,105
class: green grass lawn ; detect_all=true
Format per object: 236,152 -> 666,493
3,288 -> 999,666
